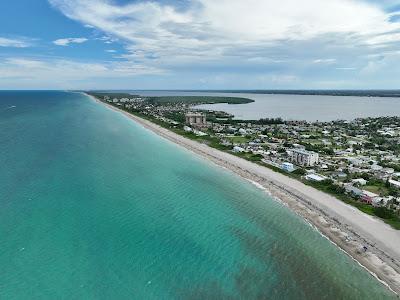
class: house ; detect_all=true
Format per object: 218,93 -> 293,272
345,184 -> 363,197
305,174 -> 326,182
347,157 -> 363,166
361,190 -> 379,204
372,197 -> 390,207
389,179 -> 400,189
333,172 -> 347,179
352,178 -> 367,186
371,164 -> 383,171
281,162 -> 295,172
292,143 -> 306,150
233,146 -> 245,153
383,168 -> 395,175
238,128 -> 247,135
194,130 -> 208,137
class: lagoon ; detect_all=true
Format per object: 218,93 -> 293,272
128,90 -> 400,121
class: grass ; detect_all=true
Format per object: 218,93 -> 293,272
228,136 -> 250,144
364,185 -> 390,196
233,152 -> 263,162
383,219 -> 400,230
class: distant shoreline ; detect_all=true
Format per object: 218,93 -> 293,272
82,89 -> 400,98
184,90 -> 400,98
85,92 -> 400,295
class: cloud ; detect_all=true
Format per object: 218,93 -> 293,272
53,37 -> 88,46
48,0 -> 400,59
0,1 -> 388,89
0,56 -> 164,89
44,0 -> 400,90
97,36 -> 118,44
0,37 -> 32,48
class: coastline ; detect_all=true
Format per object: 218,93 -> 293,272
85,93 -> 400,295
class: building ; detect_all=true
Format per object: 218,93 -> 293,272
185,112 -> 206,127
305,173 -> 325,182
389,179 -> 400,189
352,178 -> 367,186
361,190 -> 379,204
281,162 -> 295,172
345,184 -> 363,197
233,146 -> 245,153
372,197 -> 390,207
290,149 -> 319,167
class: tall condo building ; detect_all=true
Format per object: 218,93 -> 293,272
291,149 -> 319,167
185,112 -> 207,127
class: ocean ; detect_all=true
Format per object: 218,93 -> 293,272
0,91 -> 395,299
127,90 -> 400,121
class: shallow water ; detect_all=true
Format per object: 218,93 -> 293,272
0,91 -> 395,299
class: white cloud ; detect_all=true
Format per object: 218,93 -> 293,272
366,32 -> 400,46
53,37 -> 88,46
0,0 -> 391,89
97,36 -> 118,44
0,37 -> 31,48
48,0 -> 400,63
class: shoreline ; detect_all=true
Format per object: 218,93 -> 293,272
85,93 -> 400,295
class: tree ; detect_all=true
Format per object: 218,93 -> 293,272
293,168 -> 306,175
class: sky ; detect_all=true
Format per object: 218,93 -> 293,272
0,0 -> 400,90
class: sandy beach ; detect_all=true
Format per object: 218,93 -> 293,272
87,94 -> 400,295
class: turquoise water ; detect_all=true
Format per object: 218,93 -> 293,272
0,91 -> 395,299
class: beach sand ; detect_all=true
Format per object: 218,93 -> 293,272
87,93 -> 400,295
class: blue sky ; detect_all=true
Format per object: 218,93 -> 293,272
1,0 -> 400,89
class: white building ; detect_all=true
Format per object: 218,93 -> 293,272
389,179 -> 400,189
352,178 -> 367,186
281,162 -> 295,172
372,197 -> 390,207
305,174 -> 325,182
233,146 -> 245,153
371,164 -> 383,171
291,149 -> 319,167
238,128 -> 247,135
